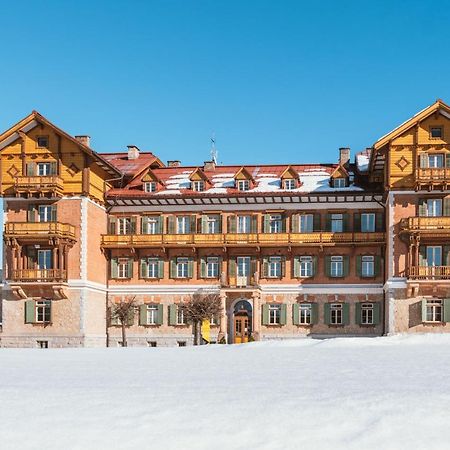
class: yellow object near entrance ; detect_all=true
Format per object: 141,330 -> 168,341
201,319 -> 211,343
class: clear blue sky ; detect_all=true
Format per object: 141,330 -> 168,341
1,0 -> 449,166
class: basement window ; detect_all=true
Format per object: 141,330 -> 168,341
37,340 -> 49,349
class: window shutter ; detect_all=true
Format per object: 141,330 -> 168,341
201,215 -> 208,233
217,216 -> 223,233
190,215 -> 197,233
444,198 -> 450,217
355,303 -> 362,325
139,304 -> 148,326
311,303 -> 319,324
343,256 -> 350,277
342,303 -> 350,325
141,216 -> 148,234
262,257 -> 269,278
187,259 -> 194,278
24,300 -> 35,324
229,258 -> 236,277
419,153 -> 429,168
418,247 -> 427,266
108,217 -> 117,234
26,162 -> 36,176
127,309 -> 134,326
169,304 -> 177,325
374,256 -> 382,277
130,217 -> 137,234
291,214 -> 299,232
228,216 -> 237,233
111,258 -> 118,279
446,154 -> 450,168
421,298 -> 427,322
342,213 -> 349,232
156,304 -> 164,325
356,256 -> 362,277
158,260 -> 164,278
156,216 -> 163,233
280,304 -> 287,325
262,304 -> 270,325
50,205 -> 57,222
443,299 -> 450,323
170,258 -> 177,278
27,205 -> 36,222
373,302 -> 381,325
324,303 -> 331,325
325,256 -> 331,277
251,258 -> 257,280
200,257 -> 207,278
281,256 -> 286,278
312,256 -> 318,276
313,214 -> 321,231
251,215 -> 258,233
263,214 -> 270,233
292,304 -> 300,325
140,258 -> 148,278
375,212 -> 384,232
167,216 -> 175,234
126,259 -> 133,278
354,213 -> 361,232
281,215 -> 286,233
293,256 -> 300,278
50,162 -> 57,175
325,213 -> 332,231
418,199 -> 427,217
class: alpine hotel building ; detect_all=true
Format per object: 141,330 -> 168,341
1,100 -> 450,347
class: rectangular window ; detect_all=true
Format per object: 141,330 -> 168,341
299,303 -> 312,324
426,299 -> 443,322
117,258 -> 131,278
330,303 -> 343,325
283,179 -> 296,190
430,127 -> 443,139
361,303 -> 374,325
37,250 -> 52,270
361,213 -> 375,232
144,182 -> 157,193
37,162 -> 52,176
237,256 -> 251,276
117,217 -> 132,235
206,215 -> 220,234
37,340 -> 49,348
333,178 -> 346,188
192,181 -> 205,192
176,216 -> 191,234
426,199 -> 443,217
428,154 -> 444,168
237,180 -> 250,191
176,257 -> 189,278
269,215 -> 283,233
176,305 -> 186,325
38,205 -> 54,223
145,258 -> 160,278
299,256 -> 313,277
268,304 -> 281,325
148,341 -> 157,347
361,255 -> 375,277
146,304 -> 159,325
268,256 -> 282,278
37,136 -> 49,148
299,214 -> 314,232
427,246 -> 442,267
142,216 -> 160,234
237,215 -> 251,233
206,257 -> 219,278
331,214 -> 344,232
330,256 -> 343,277
35,300 -> 51,323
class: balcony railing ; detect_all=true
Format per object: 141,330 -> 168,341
400,217 -> 450,235
416,168 -> 450,181
408,266 -> 450,280
4,222 -> 76,240
101,231 -> 385,248
10,269 -> 67,282
14,176 -> 64,196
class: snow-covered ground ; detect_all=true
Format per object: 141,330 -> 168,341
1,335 -> 450,450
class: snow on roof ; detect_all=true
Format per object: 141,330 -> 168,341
356,154 -> 370,172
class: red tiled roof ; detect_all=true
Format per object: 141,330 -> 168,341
99,152 -> 161,177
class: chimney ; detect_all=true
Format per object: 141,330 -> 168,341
203,160 -> 215,171
75,135 -> 90,147
167,160 -> 181,167
127,145 -> 140,160
339,147 -> 350,166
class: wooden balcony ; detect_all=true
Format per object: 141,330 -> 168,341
400,217 -> 450,237
14,176 -> 64,197
4,222 -> 76,242
101,231 -> 385,248
416,168 -> 450,189
408,266 -> 450,280
10,269 -> 67,282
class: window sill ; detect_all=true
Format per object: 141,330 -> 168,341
139,324 -> 162,328
422,321 -> 445,326
30,322 -> 53,326
264,324 -> 285,327
295,323 -> 313,327
327,324 -> 345,327
359,324 -> 376,327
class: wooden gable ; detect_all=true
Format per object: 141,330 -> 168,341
330,165 -> 349,179
189,167 -> 210,183
280,166 -> 299,180
234,167 -> 255,181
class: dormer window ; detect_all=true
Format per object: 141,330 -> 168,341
430,126 -> 443,139
144,182 -> 157,193
237,180 -> 250,191
333,178 -> 347,188
283,179 -> 296,190
192,180 -> 205,192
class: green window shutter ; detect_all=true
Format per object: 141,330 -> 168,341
200,257 -> 207,278
355,302 -> 362,325
130,217 -> 137,234
156,304 -> 164,325
251,215 -> 258,233
356,256 -> 362,277
292,304 -> 300,325
281,215 -> 286,233
293,256 -> 300,277
373,302 -> 381,325
444,198 -> 450,217
312,256 -> 318,276
111,258 -> 118,279
187,259 -> 194,278
217,216 -> 223,233
354,213 -> 361,232
262,304 -> 270,325
418,199 -> 427,217
50,162 -> 57,175
190,215 -> 197,233
375,213 -> 384,232
325,213 -> 332,231
26,162 -> 36,176
108,217 -> 117,234
443,299 -> 450,322
141,216 -> 148,234
139,304 -> 148,325
201,215 -> 208,233
343,256 -> 350,277
140,258 -> 148,278
158,260 -> 164,278
313,214 -> 321,231
262,257 -> 269,278
228,216 -> 237,233
229,258 -> 236,277
251,258 -> 257,279
127,259 -> 133,278
291,214 -> 299,232
418,247 -> 427,266
50,205 -> 57,222
168,304 -> 177,325
281,256 -> 286,278
419,153 -> 429,168
25,300 -> 35,323
280,304 -> 287,325
27,205 -> 36,222
311,303 -> 319,324
343,303 -> 350,325
167,216 -> 175,234
342,213 -> 349,232
325,256 -> 331,277
374,256 -> 382,277
170,258 -> 177,278
446,154 -> 450,168
324,303 -> 331,325
156,216 -> 163,233
263,214 -> 270,233
127,309 -> 135,326
421,299 -> 427,322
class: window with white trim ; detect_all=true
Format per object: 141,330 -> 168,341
38,205 -> 54,223
176,216 -> 191,234
144,182 -> 157,193
428,154 -> 444,168
268,256 -> 282,278
269,215 -> 283,233
176,305 -> 186,325
117,217 -> 132,235
237,180 -> 250,191
283,179 -> 296,190
206,257 -> 219,278
37,162 -> 52,176
426,299 -> 443,322
426,246 -> 442,267
237,215 -> 251,233
299,303 -> 312,324
333,178 -> 346,188
331,214 -> 344,232
299,214 -> 314,232
330,256 -> 343,277
192,180 -> 205,192
299,256 -> 313,277
145,258 -> 160,278
361,303 -> 374,325
361,213 -> 375,232
36,300 -> 51,323
176,257 -> 189,278
142,216 -> 160,234
146,304 -> 159,325
426,199 -> 443,217
268,304 -> 281,325
117,258 -> 131,279
330,303 -> 343,325
361,255 -> 375,277
37,250 -> 52,270
206,215 -> 220,234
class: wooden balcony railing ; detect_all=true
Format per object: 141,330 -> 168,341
4,222 -> 76,240
14,176 -> 64,196
10,269 -> 67,282
101,231 -> 385,248
416,168 -> 450,181
408,266 -> 450,280
400,217 -> 450,235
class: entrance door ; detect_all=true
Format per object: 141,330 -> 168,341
234,311 -> 250,343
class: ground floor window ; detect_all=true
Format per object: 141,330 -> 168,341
299,303 -> 312,324
177,341 -> 186,347
37,340 -> 49,348
269,304 -> 281,325
330,303 -> 343,325
426,299 -> 443,322
360,303 -> 374,325
147,304 -> 159,325
147,341 -> 157,347
176,305 -> 186,325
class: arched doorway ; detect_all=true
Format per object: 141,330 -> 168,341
232,299 -> 252,343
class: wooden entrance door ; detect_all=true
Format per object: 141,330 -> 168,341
234,312 -> 250,343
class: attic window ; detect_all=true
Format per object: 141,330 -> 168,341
333,178 -> 347,188
237,180 -> 250,191
283,179 -> 296,190
37,136 -> 49,148
144,182 -> 157,193
430,127 -> 443,139
192,181 -> 205,192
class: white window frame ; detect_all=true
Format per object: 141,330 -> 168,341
176,257 -> 189,278
299,303 -> 312,324
143,216 -> 159,235
176,216 -> 190,234
330,303 -> 343,325
331,214 -> 343,233
283,179 -> 296,190
237,215 -> 251,233
35,300 -> 51,323
37,249 -> 52,270
206,257 -> 219,278
176,305 -> 186,325
144,182 -> 157,193
361,303 -> 374,325
428,154 -> 444,168
333,178 -> 346,188
269,215 -> 283,234
426,199 -> 443,217
237,180 -> 250,191
426,246 -> 442,267
38,205 -> 54,223
146,258 -> 160,278
237,256 -> 250,277
37,162 -> 51,176
117,258 -> 131,279
330,256 -> 343,277
117,217 -> 132,235
361,213 -> 375,232
192,180 -> 205,192
299,256 -> 313,277
268,256 -> 282,278
299,214 -> 314,233
206,215 -> 220,234
361,255 -> 375,277
425,299 -> 443,322
146,304 -> 159,325
268,304 -> 281,325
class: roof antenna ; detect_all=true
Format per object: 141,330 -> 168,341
210,132 -> 218,164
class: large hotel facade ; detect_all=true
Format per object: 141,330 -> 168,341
1,100 -> 450,347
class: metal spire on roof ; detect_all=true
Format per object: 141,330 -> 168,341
210,132 -> 218,164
